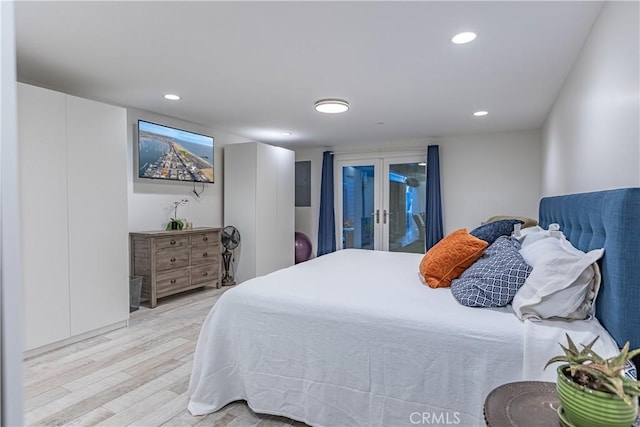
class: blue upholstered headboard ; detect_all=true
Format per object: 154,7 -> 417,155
539,188 -> 640,351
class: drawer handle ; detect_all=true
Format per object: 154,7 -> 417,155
170,279 -> 176,284
170,257 -> 176,262
203,272 -> 208,277
170,240 -> 176,245
202,252 -> 208,257
203,237 -> 208,241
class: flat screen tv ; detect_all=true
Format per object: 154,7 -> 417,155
138,120 -> 214,183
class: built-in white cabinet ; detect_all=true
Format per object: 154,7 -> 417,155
18,83 -> 129,353
224,142 -> 294,282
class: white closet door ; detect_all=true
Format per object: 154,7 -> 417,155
275,146 -> 294,270
18,84 -> 71,351
255,144 -> 279,277
224,142 -> 294,282
224,142 -> 258,282
66,95 -> 129,335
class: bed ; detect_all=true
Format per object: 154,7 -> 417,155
188,188 -> 640,426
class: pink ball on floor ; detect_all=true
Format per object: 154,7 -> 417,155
294,232 -> 312,264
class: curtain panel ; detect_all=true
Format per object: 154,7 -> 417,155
317,151 -> 336,256
425,145 -> 444,250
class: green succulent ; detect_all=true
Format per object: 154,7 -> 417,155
545,334 -> 640,407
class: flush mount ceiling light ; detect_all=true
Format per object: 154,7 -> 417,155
474,110 -> 489,116
163,94 -> 181,101
452,32 -> 477,44
281,132 -> 292,136
314,99 -> 350,114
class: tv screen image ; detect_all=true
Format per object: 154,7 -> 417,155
138,120 -> 214,183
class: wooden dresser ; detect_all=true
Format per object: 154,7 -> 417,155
129,227 -> 221,308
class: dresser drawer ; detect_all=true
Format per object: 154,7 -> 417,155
156,248 -> 189,271
156,268 -> 190,298
155,235 -> 189,250
190,232 -> 219,246
191,264 -> 218,285
190,245 -> 219,265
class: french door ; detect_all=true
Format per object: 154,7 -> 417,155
335,153 -> 427,253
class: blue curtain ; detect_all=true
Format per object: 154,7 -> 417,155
425,145 -> 444,250
317,151 -> 336,256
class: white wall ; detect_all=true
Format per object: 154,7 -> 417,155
293,128 -> 541,242
294,147 -> 323,258
435,129 -> 541,232
127,108 -> 246,232
542,1 -> 640,196
1,1 -> 25,424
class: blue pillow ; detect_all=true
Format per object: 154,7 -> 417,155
451,236 -> 532,307
470,219 -> 524,245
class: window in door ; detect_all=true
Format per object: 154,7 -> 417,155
386,161 -> 426,253
341,164 -> 376,250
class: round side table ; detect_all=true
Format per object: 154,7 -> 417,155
484,381 -> 561,427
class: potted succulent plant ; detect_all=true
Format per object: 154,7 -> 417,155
545,334 -> 640,427
166,199 -> 188,231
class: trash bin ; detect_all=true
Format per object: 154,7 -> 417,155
129,276 -> 142,312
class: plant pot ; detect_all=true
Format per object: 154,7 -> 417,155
556,365 -> 638,427
166,220 -> 184,231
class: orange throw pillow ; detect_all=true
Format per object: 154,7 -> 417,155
419,228 -> 488,288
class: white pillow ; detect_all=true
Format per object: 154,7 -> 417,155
511,231 -> 604,321
513,223 -> 563,249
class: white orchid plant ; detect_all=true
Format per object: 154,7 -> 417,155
166,198 -> 189,230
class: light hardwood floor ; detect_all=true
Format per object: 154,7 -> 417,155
24,286 -> 306,427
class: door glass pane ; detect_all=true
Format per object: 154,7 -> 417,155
388,162 -> 426,253
342,165 -> 375,250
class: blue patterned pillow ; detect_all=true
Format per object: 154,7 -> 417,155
451,236 -> 532,307
631,359 -> 640,427
624,359 -> 637,380
623,339 -> 638,427
470,219 -> 524,245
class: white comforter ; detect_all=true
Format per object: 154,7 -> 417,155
188,249 -> 618,426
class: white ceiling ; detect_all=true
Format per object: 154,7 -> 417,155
15,1 -> 603,148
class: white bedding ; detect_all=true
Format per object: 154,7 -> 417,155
188,249 -> 618,426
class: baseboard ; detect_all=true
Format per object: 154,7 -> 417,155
24,320 -> 129,359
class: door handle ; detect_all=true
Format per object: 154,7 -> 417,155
383,210 -> 387,224
375,209 -> 380,224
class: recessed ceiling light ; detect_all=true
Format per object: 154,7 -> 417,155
452,32 -> 477,44
281,132 -> 292,136
474,110 -> 488,116
314,99 -> 350,114
418,162 -> 427,167
163,94 -> 181,101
